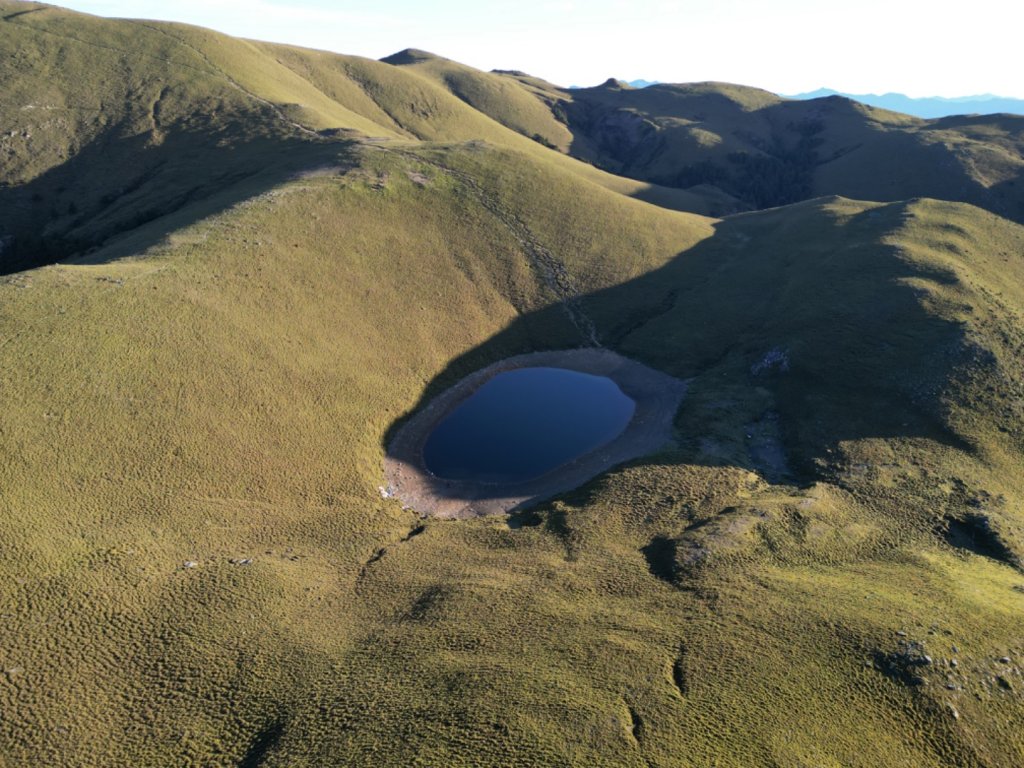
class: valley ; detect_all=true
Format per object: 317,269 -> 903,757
1,3 -> 1023,766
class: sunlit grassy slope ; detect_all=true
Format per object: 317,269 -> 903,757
2,3 -> 1024,767
0,2 -> 714,273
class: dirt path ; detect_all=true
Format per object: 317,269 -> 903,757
384,348 -> 686,518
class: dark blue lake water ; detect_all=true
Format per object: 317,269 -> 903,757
423,367 -> 636,484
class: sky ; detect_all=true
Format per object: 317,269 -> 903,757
53,0 -> 1024,98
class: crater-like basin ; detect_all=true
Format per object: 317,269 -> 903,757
384,348 -> 687,518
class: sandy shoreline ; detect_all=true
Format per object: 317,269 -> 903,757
383,348 -> 688,519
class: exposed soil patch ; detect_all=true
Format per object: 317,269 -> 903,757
384,348 -> 687,518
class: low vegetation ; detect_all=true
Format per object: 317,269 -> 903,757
1,3 -> 1023,766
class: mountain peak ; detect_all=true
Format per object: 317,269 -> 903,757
380,48 -> 441,66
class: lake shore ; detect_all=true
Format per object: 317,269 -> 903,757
383,348 -> 688,519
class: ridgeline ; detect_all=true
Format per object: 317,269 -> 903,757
2,3 -> 1023,766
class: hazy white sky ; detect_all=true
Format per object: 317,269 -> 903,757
53,0 -> 1023,97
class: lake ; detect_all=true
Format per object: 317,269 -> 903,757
422,366 -> 636,484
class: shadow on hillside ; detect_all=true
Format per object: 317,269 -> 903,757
0,119 -> 358,274
383,198 -> 980,491
987,176 -> 1024,224
553,86 -> 1024,225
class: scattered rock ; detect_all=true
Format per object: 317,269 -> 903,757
999,656 -> 1011,664
750,346 -> 790,375
182,561 -> 198,569
896,630 -> 908,637
951,659 -> 959,668
874,640 -> 934,685
947,704 -> 960,720
231,558 -> 253,566
4,666 -> 24,679
405,171 -> 431,187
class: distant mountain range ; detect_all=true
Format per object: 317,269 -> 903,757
569,79 -> 660,90
787,88 -> 1024,118
599,81 -> 1024,118
625,79 -> 659,89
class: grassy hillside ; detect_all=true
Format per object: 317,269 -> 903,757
2,3 -> 1024,767
423,72 -> 1024,221
0,2 -> 716,273
379,48 -> 575,152
3,144 -> 1024,766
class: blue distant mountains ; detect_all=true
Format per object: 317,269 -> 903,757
787,88 -> 1024,118
568,79 -> 660,90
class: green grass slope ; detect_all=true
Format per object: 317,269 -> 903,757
2,4 -> 1024,767
0,134 -> 721,766
3,136 -> 1024,765
379,48 -> 575,152
0,2 -> 715,273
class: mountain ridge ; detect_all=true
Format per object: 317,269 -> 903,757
573,80 -> 1024,119
2,4 -> 1024,766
